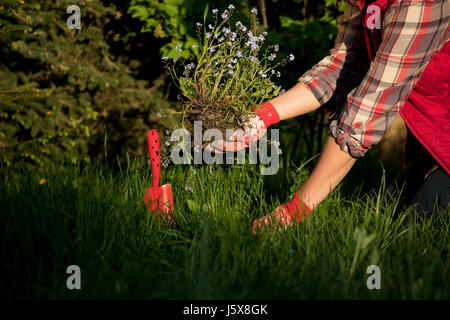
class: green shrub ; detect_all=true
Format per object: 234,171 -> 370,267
0,0 -> 177,169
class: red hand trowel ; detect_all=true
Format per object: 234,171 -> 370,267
144,129 -> 174,223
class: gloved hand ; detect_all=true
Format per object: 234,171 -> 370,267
205,102 -> 280,153
252,193 -> 314,234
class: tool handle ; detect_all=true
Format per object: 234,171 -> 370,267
147,129 -> 160,188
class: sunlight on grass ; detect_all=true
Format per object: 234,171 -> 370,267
1,158 -> 449,299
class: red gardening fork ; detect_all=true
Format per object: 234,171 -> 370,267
144,129 -> 174,223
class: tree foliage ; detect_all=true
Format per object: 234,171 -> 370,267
0,0 -> 177,169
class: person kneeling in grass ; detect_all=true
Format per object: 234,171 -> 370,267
206,0 -> 450,232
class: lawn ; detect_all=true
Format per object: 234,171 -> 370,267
1,147 -> 449,300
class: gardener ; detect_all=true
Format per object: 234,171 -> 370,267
206,0 -> 449,232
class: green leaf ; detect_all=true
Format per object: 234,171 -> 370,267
202,3 -> 209,43
203,3 -> 209,26
354,227 -> 376,250
162,4 -> 178,18
273,86 -> 281,96
31,123 -> 40,137
187,199 -> 199,212
129,6 -> 149,20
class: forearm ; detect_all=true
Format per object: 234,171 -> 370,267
265,0 -> 363,122
269,82 -> 321,121
298,136 -> 357,209
269,0 -> 368,123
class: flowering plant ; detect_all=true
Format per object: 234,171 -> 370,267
162,5 -> 294,141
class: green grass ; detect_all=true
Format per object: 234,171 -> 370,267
1,153 -> 449,300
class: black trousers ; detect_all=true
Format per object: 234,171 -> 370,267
388,129 -> 450,217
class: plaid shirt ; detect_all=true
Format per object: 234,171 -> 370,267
298,0 -> 450,157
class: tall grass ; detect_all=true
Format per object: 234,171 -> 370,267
1,152 -> 449,299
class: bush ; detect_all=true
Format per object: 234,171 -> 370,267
0,0 -> 177,169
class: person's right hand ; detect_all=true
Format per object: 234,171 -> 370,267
204,102 -> 280,154
204,113 -> 267,153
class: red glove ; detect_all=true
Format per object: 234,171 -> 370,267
205,102 -> 280,153
254,102 -> 282,128
252,193 -> 314,234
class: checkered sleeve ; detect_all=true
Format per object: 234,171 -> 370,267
329,0 -> 450,158
298,0 -> 371,115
